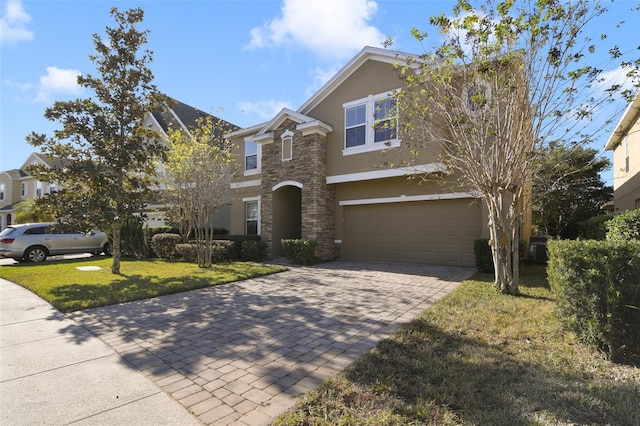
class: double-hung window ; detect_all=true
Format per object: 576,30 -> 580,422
244,139 -> 259,175
0,184 -> 5,201
244,197 -> 260,235
21,182 -> 27,197
343,90 -> 399,155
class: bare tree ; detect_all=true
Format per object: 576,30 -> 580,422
163,116 -> 235,267
394,0 -> 639,294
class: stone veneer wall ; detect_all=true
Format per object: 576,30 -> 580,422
260,119 -> 336,260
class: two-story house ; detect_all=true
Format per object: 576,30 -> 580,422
226,46 -> 499,267
0,153 -> 63,230
605,93 -> 640,211
1,98 -> 238,231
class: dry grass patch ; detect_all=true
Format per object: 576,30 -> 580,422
274,265 -> 640,425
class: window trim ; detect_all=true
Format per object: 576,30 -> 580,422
342,90 -> 400,156
244,138 -> 261,176
281,130 -> 293,161
625,134 -> 630,173
243,196 -> 261,236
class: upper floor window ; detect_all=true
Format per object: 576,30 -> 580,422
0,184 -> 5,201
21,182 -> 27,197
281,130 -> 293,161
343,91 -> 399,155
36,181 -> 42,198
244,139 -> 260,175
625,135 -> 630,173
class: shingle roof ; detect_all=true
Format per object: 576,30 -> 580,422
2,169 -> 28,179
152,98 -> 239,137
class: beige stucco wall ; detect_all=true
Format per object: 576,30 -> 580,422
307,60 -> 441,178
611,117 -> 640,211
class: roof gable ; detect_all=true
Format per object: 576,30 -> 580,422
604,92 -> 640,150
298,46 -> 411,115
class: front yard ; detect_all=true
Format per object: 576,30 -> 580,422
274,265 -> 640,425
0,257 -> 286,312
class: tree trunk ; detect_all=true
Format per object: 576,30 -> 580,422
111,222 -> 122,274
486,193 -> 519,295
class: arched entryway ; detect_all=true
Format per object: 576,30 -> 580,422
271,181 -> 302,257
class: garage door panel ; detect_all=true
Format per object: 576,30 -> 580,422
343,199 -> 482,267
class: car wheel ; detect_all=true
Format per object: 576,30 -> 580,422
103,242 -> 112,256
25,246 -> 47,263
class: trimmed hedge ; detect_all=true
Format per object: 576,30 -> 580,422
175,243 -> 198,262
547,240 -> 640,364
474,239 -> 494,273
241,240 -> 268,261
174,240 -> 237,263
606,209 -> 640,241
143,226 -> 179,257
281,239 -> 317,265
151,233 -> 182,260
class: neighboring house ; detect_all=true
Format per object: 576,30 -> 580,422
605,93 -> 640,211
0,153 -> 63,230
226,46 -> 517,267
142,98 -> 239,228
0,98 -> 238,231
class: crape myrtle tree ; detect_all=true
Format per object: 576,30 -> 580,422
163,116 -> 235,268
26,8 -> 167,274
393,0 -> 639,294
533,142 -> 612,239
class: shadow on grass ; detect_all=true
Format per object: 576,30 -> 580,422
49,260 -> 476,406
48,274 -> 215,312
343,317 -> 639,425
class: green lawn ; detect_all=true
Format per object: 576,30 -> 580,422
0,257 -> 286,312
274,265 -> 640,426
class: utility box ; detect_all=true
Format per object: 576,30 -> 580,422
529,236 -> 548,263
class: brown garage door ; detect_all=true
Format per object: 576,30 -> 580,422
342,198 -> 482,266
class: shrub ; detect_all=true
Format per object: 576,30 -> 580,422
120,218 -> 145,258
281,239 -> 317,265
474,239 -> 493,273
473,239 -> 528,273
241,240 -> 267,261
606,209 -> 640,241
143,226 -> 179,257
547,239 -> 640,364
151,233 -> 181,260
175,243 -> 197,262
577,215 -> 612,240
211,240 -> 236,262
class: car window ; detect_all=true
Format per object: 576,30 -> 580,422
24,226 -> 49,235
0,227 -> 17,237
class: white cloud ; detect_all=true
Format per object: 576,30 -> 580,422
35,67 -> 83,103
2,78 -> 32,91
246,0 -> 386,61
237,100 -> 293,120
304,65 -> 341,98
0,0 -> 34,45
597,67 -> 638,95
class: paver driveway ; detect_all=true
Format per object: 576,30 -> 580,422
68,261 -> 475,425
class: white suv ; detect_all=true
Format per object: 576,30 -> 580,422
0,222 -> 111,263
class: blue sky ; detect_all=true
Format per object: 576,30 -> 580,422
1,0 -> 638,186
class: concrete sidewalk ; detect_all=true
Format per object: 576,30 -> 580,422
0,278 -> 201,426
